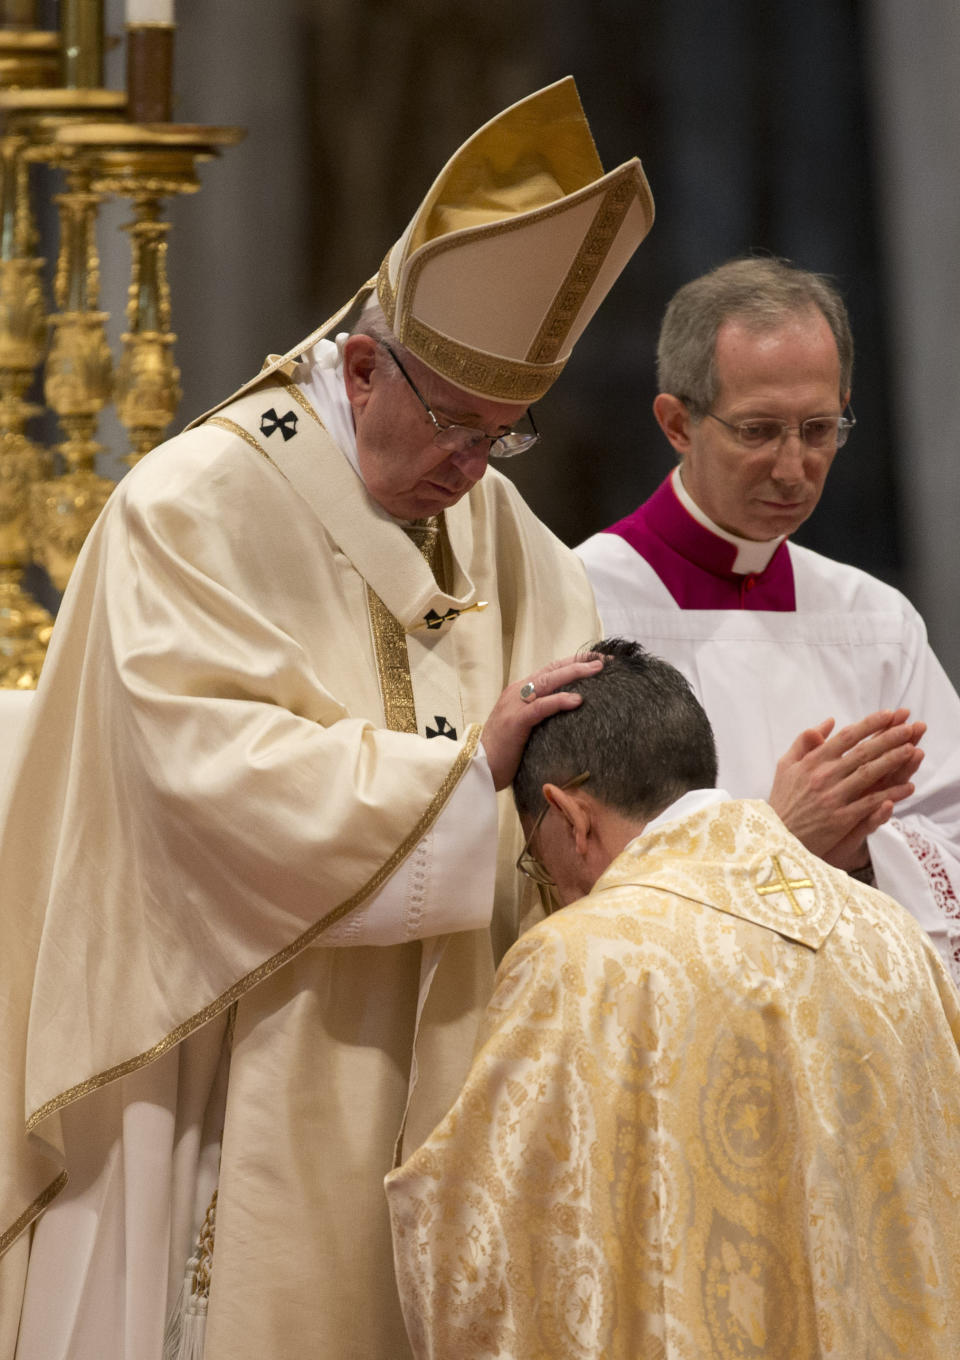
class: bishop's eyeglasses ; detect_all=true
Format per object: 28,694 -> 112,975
516,771 -> 591,888
379,341 -> 539,459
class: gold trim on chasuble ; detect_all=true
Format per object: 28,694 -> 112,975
0,1170 -> 68,1255
22,408 -> 479,1139
24,727 -> 480,1136
368,518 -> 446,734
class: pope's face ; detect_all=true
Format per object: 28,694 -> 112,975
658,310 -> 848,542
343,337 -> 528,520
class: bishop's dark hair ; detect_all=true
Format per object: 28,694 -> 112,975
513,637 -> 718,823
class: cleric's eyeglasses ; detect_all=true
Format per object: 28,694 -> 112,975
703,407 -> 856,451
380,341 -> 539,459
516,771 -> 591,887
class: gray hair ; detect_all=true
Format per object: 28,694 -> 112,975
656,256 -> 854,416
348,297 -> 408,381
513,638 -> 717,823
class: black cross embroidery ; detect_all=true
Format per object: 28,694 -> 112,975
423,608 -> 460,630
413,602 -> 488,632
260,408 -> 298,442
426,716 -> 457,740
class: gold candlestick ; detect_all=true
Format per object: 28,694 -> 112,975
0,116 -> 52,687
35,159 -> 114,590
55,121 -> 244,463
60,0 -> 103,89
45,170 -> 114,463
0,86 -> 125,593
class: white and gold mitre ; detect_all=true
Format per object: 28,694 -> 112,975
193,78 -> 653,423
375,76 -> 654,403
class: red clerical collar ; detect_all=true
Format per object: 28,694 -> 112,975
604,474 -> 796,610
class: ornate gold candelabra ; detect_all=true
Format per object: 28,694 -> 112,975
0,91 -> 54,686
0,4 -> 244,685
0,87 -> 126,593
53,122 -> 243,465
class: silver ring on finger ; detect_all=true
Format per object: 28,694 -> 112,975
519,681 -> 537,703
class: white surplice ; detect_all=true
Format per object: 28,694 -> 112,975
579,483 -> 960,984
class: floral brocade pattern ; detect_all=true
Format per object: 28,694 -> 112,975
387,800 -> 960,1359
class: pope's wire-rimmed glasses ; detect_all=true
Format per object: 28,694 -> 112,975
702,407 -> 856,451
516,771 -> 591,887
379,340 -> 539,458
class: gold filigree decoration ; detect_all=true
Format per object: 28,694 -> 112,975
368,517 -> 445,735
29,469 -> 113,593
524,176 -> 637,364
376,253 -> 565,403
367,584 -> 418,734
396,314 -> 564,403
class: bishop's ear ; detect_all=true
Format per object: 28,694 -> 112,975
652,393 -> 694,455
543,782 -> 593,857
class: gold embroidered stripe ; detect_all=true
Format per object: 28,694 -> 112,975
206,416 -> 288,479
273,372 -> 326,426
0,1170 -> 67,1255
377,253 -> 564,403
25,724 -> 483,1133
398,312 -> 563,404
368,518 -> 443,734
367,584 -> 418,734
525,175 -> 637,364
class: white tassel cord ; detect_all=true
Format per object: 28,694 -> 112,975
163,1189 -> 218,1360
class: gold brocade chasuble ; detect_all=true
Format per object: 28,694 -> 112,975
387,799 -> 960,1360
0,376 -> 599,1360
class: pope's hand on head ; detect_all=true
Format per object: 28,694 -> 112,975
481,654 -> 603,791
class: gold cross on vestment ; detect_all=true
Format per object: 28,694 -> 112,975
755,855 -> 814,916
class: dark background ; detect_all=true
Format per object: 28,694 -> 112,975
40,2 -> 956,675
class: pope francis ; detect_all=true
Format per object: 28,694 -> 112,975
0,81 -> 654,1359
386,638 -> 960,1360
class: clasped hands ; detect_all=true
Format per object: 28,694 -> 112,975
769,708 -> 925,872
483,660 -> 924,878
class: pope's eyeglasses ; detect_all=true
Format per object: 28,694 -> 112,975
380,341 -> 539,459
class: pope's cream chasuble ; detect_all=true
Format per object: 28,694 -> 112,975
0,369 -> 599,1360
387,798 -> 960,1360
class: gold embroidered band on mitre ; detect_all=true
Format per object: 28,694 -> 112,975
377,251 -> 565,403
524,175 -> 639,364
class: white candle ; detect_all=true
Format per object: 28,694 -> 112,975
126,0 -> 174,23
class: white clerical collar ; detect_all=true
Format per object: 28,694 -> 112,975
671,466 -> 785,574
294,335 -> 362,477
293,337 -> 435,529
627,787 -> 730,851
